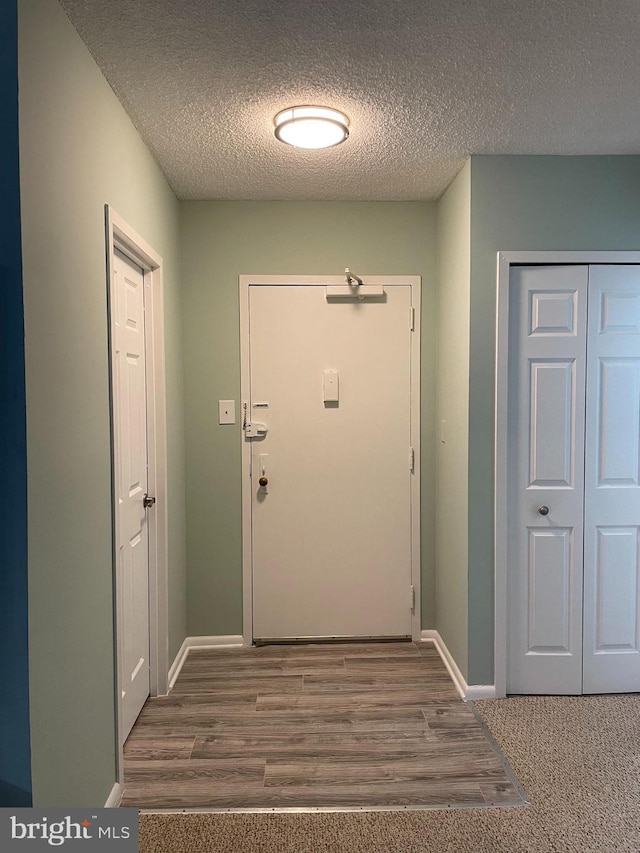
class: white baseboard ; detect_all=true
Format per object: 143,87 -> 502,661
420,629 -> 467,698
185,634 -> 245,649
167,635 -> 245,692
167,638 -> 190,691
104,782 -> 123,808
420,630 -> 496,701
465,684 -> 496,700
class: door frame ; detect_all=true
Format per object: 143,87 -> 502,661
494,250 -> 640,697
239,275 -> 422,643
105,207 -> 169,767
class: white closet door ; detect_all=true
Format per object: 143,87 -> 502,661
507,265 -> 588,694
583,265 -> 640,693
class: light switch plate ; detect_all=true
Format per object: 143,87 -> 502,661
219,400 -> 236,425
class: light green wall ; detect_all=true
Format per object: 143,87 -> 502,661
19,0 -> 186,806
468,155 -> 640,684
435,163 -> 470,679
180,201 -> 437,637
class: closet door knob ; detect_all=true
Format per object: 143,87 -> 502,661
538,505 -> 549,516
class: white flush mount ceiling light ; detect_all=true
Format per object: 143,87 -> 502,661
274,106 -> 350,149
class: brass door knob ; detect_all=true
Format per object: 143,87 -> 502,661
259,476 -> 268,487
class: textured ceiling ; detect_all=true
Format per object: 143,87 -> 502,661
59,0 -> 640,201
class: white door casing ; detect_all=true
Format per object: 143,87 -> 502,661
501,259 -> 640,695
240,276 -> 421,643
113,248 -> 151,737
106,206 -> 169,770
583,265 -> 640,693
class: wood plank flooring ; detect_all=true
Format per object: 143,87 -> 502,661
122,642 -> 525,810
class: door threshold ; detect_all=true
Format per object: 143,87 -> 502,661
254,635 -> 412,645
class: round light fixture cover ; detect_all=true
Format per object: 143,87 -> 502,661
274,106 -> 350,149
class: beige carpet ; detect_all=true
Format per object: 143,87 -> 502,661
139,695 -> 640,852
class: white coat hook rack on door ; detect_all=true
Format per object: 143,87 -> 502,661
325,268 -> 384,300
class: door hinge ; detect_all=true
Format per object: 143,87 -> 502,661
409,446 -> 415,472
409,307 -> 415,331
410,585 -> 415,612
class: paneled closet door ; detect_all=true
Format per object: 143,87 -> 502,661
508,264 -> 640,696
507,265 -> 588,695
583,265 -> 640,694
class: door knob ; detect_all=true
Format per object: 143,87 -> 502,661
143,494 -> 156,508
259,477 -> 268,487
538,505 -> 549,516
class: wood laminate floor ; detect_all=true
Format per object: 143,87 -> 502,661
122,642 -> 525,811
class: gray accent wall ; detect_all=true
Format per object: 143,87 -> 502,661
180,201 -> 437,638
19,0 -> 186,806
435,163 -> 470,679
0,0 -> 32,806
468,155 -> 640,684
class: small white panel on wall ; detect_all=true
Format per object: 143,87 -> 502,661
323,369 -> 339,403
219,400 -> 236,424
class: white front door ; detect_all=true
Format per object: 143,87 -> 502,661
248,283 -> 415,640
113,249 -> 150,739
508,264 -> 640,695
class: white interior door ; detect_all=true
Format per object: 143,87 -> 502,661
508,265 -> 588,694
113,249 -> 150,740
249,284 -> 414,640
583,265 -> 640,693
508,264 -> 640,695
